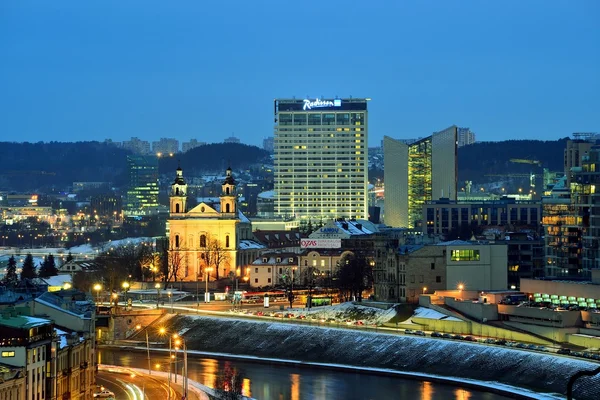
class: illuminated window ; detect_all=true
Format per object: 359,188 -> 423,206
1,351 -> 15,357
450,249 -> 480,261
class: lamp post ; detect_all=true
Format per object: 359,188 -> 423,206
167,290 -> 173,313
422,287 -> 427,295
159,329 -> 188,400
122,281 -> 130,303
155,283 -> 161,309
205,267 -> 213,303
93,283 -> 102,304
136,325 -> 151,376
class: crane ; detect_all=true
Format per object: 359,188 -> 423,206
509,158 -> 542,167
485,173 -> 539,188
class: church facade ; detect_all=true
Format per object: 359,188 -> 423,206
167,166 -> 264,282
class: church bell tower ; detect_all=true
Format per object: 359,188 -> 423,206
220,167 -> 237,216
170,165 -> 188,215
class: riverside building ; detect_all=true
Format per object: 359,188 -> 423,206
273,97 -> 369,222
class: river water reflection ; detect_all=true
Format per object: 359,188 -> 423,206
99,349 -> 516,400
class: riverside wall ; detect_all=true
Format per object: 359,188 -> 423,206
139,315 -> 600,400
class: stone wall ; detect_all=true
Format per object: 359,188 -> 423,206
147,315 -> 600,400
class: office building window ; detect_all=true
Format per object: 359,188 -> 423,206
450,249 -> 480,261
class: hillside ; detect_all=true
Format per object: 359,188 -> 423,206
0,138 -> 569,192
0,142 -> 270,192
458,138 -> 568,187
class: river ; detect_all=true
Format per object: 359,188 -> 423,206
99,349 -> 518,400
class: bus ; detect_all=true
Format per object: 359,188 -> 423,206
240,290 -> 288,304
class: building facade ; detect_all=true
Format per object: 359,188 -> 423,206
423,198 -> 541,237
121,137 -> 151,155
249,253 -> 299,288
125,155 -> 160,217
543,146 -> 600,280
167,166 -> 264,282
0,313 -> 53,400
182,139 -> 206,153
274,98 -> 369,221
457,127 -> 476,148
384,126 -> 458,228
373,241 -> 508,303
152,138 -> 179,155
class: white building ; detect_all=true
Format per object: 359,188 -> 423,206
457,127 -> 476,148
274,98 -> 369,221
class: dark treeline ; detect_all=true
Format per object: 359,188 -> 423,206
458,138 -> 569,184
0,138 -> 569,192
0,141 -> 271,192
0,141 -> 132,191
158,143 -> 271,175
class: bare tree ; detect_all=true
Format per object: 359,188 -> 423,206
299,266 -> 320,309
336,252 -> 373,302
198,234 -> 230,280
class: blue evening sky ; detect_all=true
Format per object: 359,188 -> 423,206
1,0 -> 598,148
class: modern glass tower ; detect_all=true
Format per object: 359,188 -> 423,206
384,126 -> 458,228
125,155 -> 160,216
273,98 -> 369,221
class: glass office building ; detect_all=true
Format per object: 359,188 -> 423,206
384,126 -> 457,228
273,98 -> 369,221
125,155 -> 160,216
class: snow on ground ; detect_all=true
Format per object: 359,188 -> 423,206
411,306 -> 462,321
228,302 -> 398,325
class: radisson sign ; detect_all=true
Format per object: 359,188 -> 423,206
303,98 -> 342,110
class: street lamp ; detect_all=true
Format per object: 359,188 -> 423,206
167,290 -> 173,313
155,283 -> 161,309
422,287 -> 427,294
93,283 -> 102,304
159,329 -> 188,400
136,325 -> 151,376
122,282 -> 130,304
205,267 -> 213,303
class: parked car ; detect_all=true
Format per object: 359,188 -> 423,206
484,338 -> 496,344
94,389 -> 115,399
463,336 -> 477,342
431,332 -> 442,338
494,339 -> 507,346
442,333 -> 452,339
404,329 -> 415,335
452,335 -> 465,340
414,330 -> 426,336
557,348 -> 571,355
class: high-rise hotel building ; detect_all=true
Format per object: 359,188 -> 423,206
273,98 -> 369,221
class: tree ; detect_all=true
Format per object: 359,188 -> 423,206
197,234 -> 230,281
214,364 -> 244,400
336,252 -> 373,302
38,254 -> 58,278
20,254 -> 37,280
2,256 -> 18,286
66,252 -> 74,263
299,266 -> 321,309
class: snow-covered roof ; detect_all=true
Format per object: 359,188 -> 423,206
411,307 -> 462,321
436,240 -> 474,246
0,315 -> 52,329
238,240 -> 266,250
41,274 -> 72,287
258,190 -> 275,200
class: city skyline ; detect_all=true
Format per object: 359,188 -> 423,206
1,1 -> 599,147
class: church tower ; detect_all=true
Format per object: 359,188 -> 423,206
170,165 -> 188,215
220,167 -> 237,216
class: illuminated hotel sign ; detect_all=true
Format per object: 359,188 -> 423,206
303,99 -> 342,110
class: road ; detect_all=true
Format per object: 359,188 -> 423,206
97,370 -> 181,400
